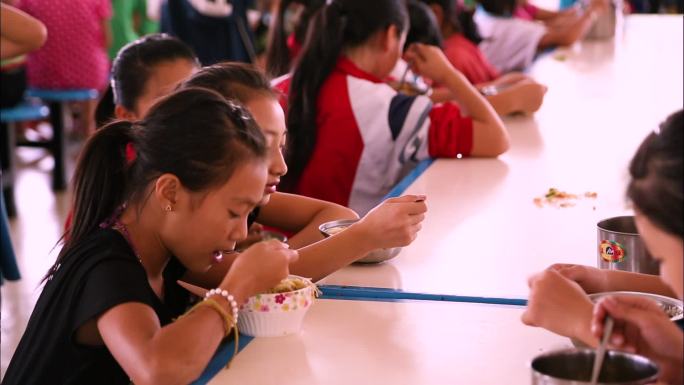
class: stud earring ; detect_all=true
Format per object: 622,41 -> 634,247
164,205 -> 173,212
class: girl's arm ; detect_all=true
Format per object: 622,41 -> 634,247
552,263 -> 679,297
480,79 -> 547,115
97,241 -> 296,385
431,75 -> 547,116
256,192 -> 359,249
184,196 -> 428,285
289,195 -> 427,281
0,4 -> 47,59
406,43 -> 509,157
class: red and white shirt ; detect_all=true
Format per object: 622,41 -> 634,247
276,58 -> 473,215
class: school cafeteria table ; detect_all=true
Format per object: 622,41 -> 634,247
206,299 -> 571,385
318,15 -> 684,301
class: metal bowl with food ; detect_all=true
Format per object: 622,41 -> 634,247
588,291 -> 683,320
319,219 -> 402,264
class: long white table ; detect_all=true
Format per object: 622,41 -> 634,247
319,15 -> 684,300
208,299 -> 571,385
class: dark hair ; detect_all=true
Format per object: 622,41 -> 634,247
95,34 -> 199,127
265,0 -> 326,78
406,0 -> 443,49
419,0 -> 482,44
285,0 -> 408,191
181,62 -> 278,104
477,0 -> 516,17
54,88 -> 267,279
627,109 -> 683,238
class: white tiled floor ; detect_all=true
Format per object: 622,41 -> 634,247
1,146 -> 74,378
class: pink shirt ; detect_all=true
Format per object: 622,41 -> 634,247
443,34 -> 500,85
19,0 -> 111,90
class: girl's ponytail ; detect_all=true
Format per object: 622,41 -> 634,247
94,84 -> 116,128
266,0 -> 298,78
284,2 -> 352,191
62,121 -> 136,257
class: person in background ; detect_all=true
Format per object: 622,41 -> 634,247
95,33 -> 199,127
18,0 -> 112,136
474,0 -> 608,72
409,0 -> 546,115
523,110 -> 683,385
108,0 -> 159,61
265,0 -> 325,78
276,0 -> 508,215
161,0 -> 256,65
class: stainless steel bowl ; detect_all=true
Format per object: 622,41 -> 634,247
261,230 -> 288,243
531,348 -> 658,384
572,290 -> 683,348
319,219 -> 402,264
589,291 -> 683,321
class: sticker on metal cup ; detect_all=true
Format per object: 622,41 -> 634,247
600,240 -> 626,262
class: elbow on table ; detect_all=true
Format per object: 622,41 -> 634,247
471,120 -> 510,157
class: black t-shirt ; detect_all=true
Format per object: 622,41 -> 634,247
3,229 -> 189,385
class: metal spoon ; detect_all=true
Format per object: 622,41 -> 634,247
590,316 -> 614,384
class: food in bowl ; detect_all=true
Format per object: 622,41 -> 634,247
260,230 -> 288,243
266,276 -> 310,294
588,291 -> 683,320
237,275 -> 319,337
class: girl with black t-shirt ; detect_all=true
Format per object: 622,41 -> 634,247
4,87 -> 298,385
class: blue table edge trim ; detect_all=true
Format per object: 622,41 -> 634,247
319,285 -> 527,306
383,158 -> 435,199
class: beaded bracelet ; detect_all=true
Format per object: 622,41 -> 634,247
206,288 -> 239,326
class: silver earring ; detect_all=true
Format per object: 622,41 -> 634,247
164,205 -> 172,212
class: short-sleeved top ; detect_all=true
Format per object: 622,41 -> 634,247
275,58 -> 473,215
474,7 -> 546,73
443,34 -> 500,85
3,229 -> 190,385
19,0 -> 111,90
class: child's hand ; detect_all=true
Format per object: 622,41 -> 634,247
522,269 -> 597,346
354,195 -> 427,250
592,295 -> 684,384
221,240 -> 299,299
403,43 -> 457,85
549,263 -> 610,293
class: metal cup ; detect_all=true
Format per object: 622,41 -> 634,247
531,348 -> 659,384
597,216 -> 659,275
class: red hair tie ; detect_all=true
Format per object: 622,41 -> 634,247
125,142 -> 137,165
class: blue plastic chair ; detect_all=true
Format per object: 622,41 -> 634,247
0,101 -> 50,217
22,88 -> 99,191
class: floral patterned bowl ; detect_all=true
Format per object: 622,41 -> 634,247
237,275 -> 319,337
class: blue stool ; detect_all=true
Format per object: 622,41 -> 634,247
23,88 -> 99,191
0,101 -> 50,217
